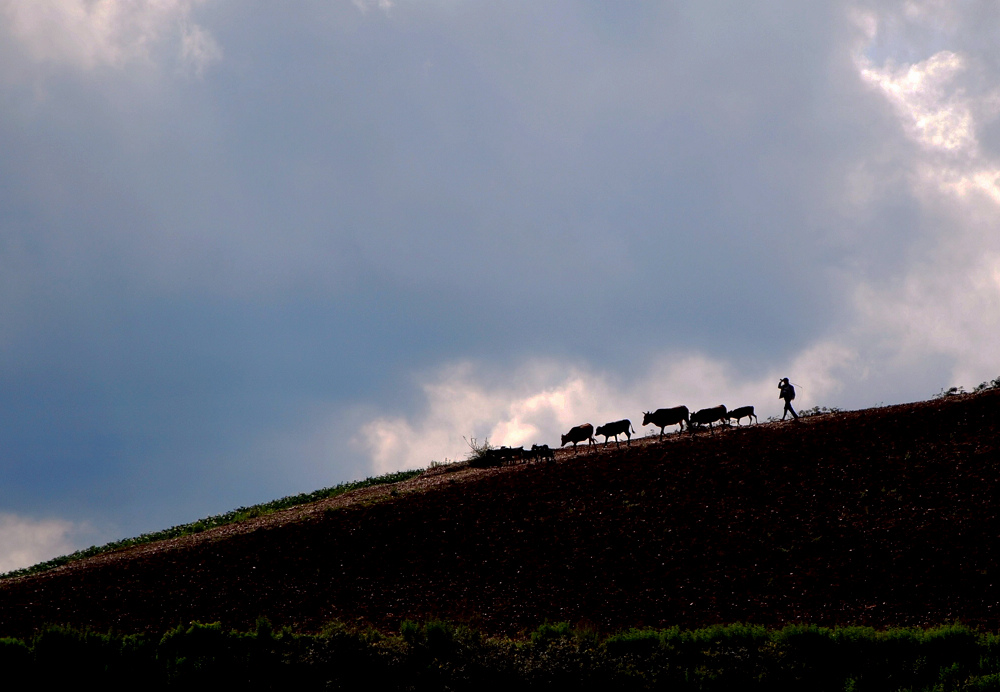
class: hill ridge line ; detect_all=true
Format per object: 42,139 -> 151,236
0,390 -> 995,636
2,395 -> 964,583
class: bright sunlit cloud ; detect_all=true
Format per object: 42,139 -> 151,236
352,350 -> 861,474
0,513 -> 87,573
849,9 -> 1000,394
859,50 -> 975,153
0,0 -> 220,74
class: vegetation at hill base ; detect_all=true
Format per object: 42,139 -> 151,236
0,469 -> 421,580
3,620 -> 1000,691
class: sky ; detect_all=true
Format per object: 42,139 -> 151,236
1,0 -> 999,571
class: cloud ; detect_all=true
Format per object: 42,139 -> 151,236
859,50 -> 976,153
352,350 -> 862,474
848,12 -> 1000,391
0,513 -> 88,573
179,19 -> 222,76
351,0 -> 393,16
0,0 -> 220,75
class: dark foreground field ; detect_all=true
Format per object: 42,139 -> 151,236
1,391 -> 998,638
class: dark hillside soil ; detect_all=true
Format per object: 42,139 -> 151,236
1,392 -> 999,637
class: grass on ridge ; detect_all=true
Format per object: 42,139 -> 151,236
0,469 -> 423,581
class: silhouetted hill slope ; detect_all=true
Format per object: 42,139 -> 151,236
1,391 -> 998,637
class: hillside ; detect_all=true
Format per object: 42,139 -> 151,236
0,391 -> 998,637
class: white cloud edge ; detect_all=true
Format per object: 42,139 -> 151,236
0,0 -> 222,75
851,28 -> 1000,393
351,0 -> 394,16
341,343 -> 863,476
0,513 -> 93,573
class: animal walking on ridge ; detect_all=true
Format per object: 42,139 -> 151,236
530,444 -> 555,461
689,405 -> 728,433
561,424 -> 596,453
779,378 -> 798,420
595,419 -> 635,447
642,406 -> 689,437
479,446 -> 524,466
727,405 -> 758,426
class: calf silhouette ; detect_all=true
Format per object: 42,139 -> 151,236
727,405 -> 758,426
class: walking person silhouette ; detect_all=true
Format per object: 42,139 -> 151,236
779,378 -> 798,420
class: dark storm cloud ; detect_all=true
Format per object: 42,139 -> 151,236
183,0 -> 882,362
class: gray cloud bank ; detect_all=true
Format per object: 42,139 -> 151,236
0,1 -> 998,568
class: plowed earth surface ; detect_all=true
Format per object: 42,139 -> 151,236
1,392 -> 999,637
